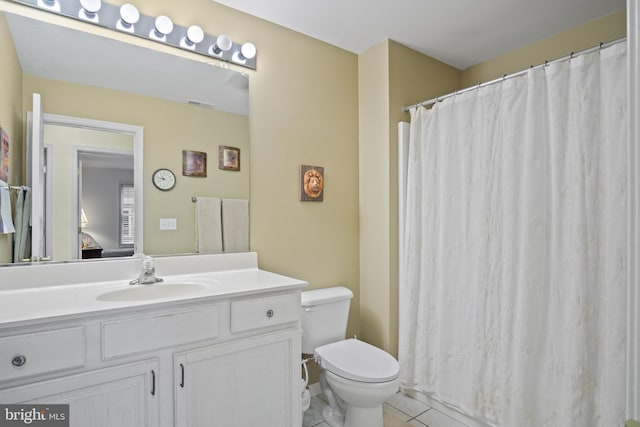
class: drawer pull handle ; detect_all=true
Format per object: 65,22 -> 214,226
266,309 -> 274,318
151,370 -> 156,396
180,363 -> 185,388
11,355 -> 26,367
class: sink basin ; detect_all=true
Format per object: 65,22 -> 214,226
97,283 -> 207,302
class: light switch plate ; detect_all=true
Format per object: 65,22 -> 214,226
160,218 -> 177,230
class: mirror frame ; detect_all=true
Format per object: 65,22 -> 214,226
41,112 -> 144,257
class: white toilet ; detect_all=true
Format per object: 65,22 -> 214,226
301,286 -> 400,427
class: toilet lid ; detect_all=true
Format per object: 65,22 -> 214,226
315,339 -> 399,383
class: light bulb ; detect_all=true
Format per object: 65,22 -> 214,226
117,3 -> 140,32
232,42 -> 256,64
209,34 -> 233,56
79,0 -> 101,22
150,15 -> 174,41
181,25 -> 204,50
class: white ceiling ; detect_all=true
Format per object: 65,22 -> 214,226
213,0 -> 626,69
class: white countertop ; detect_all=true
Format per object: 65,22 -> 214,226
0,253 -> 307,329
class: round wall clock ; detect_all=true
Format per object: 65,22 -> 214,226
152,168 -> 176,191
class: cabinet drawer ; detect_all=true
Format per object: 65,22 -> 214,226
102,305 -> 219,359
0,327 -> 85,382
231,293 -> 299,333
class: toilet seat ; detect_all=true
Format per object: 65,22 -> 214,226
315,338 -> 399,383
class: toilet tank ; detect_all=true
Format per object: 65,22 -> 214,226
301,286 -> 353,354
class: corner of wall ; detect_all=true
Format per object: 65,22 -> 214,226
358,39 -> 460,356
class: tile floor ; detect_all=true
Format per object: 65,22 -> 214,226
303,391 -> 469,427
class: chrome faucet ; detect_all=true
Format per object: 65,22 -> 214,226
130,256 -> 164,285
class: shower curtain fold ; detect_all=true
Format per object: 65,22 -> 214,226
399,42 -> 628,427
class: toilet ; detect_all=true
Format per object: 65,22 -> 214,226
301,287 -> 400,427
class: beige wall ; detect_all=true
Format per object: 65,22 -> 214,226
0,13 -> 22,263
359,40 -> 460,356
120,0 -> 361,305
4,0 -> 360,323
462,10 -> 626,87
358,41 -> 392,351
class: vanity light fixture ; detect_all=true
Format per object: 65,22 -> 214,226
180,25 -> 204,50
150,15 -> 173,41
232,42 -> 256,65
12,0 -> 258,69
116,3 -> 139,32
78,0 -> 100,22
208,34 -> 232,57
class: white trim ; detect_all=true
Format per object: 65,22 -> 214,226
397,122 -> 410,333
42,113 -> 144,256
627,0 -> 639,420
43,143 -> 53,259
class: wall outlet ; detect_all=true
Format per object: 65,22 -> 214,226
159,218 -> 177,230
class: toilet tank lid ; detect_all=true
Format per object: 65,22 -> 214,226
301,286 -> 353,306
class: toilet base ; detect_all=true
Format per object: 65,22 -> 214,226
343,404 -> 384,427
321,403 -> 383,427
322,405 -> 344,427
315,343 -> 399,427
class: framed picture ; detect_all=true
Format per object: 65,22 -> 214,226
182,150 -> 207,177
300,165 -> 324,202
219,146 -> 240,171
0,129 -> 9,184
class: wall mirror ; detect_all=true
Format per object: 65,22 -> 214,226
0,5 -> 250,265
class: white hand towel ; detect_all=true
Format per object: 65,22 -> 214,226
0,186 -> 15,234
221,198 -> 249,252
195,197 -> 223,253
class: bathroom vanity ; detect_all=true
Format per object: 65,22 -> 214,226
0,252 -> 305,426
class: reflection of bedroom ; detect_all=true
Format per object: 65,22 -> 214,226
80,152 -> 134,259
43,123 -> 135,261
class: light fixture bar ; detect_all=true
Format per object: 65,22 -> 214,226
10,0 -> 257,70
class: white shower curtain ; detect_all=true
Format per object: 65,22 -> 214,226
399,42 -> 628,426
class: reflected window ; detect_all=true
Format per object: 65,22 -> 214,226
119,184 -> 135,247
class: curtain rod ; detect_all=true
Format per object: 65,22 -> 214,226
401,37 -> 627,113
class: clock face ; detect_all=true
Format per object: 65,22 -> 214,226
152,168 -> 176,191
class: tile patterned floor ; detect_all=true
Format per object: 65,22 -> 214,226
303,391 -> 469,427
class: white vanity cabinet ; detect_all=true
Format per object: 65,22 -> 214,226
0,289 -> 302,427
175,293 -> 301,427
0,360 -> 159,427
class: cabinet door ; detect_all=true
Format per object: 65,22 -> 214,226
175,329 -> 299,427
0,360 -> 159,427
